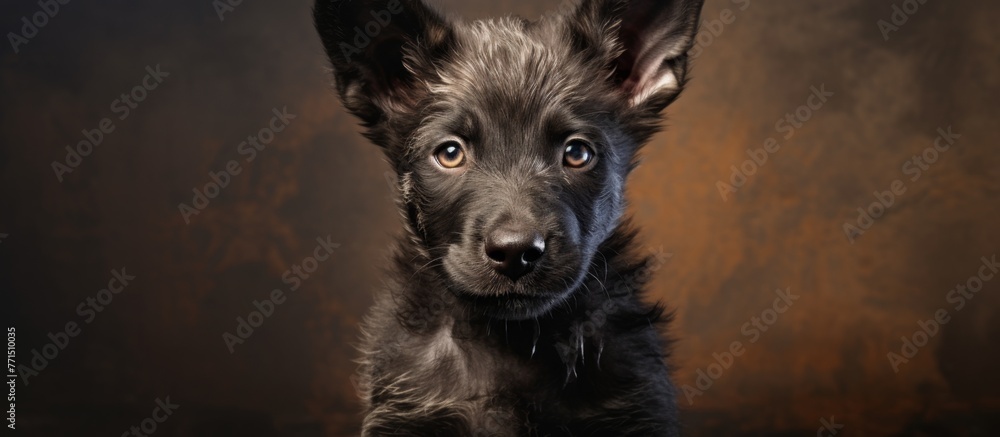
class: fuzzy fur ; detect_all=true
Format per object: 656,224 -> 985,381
313,0 -> 704,435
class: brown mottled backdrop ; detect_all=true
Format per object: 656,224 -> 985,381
1,0 -> 998,435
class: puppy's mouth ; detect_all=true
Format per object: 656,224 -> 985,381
441,243 -> 585,320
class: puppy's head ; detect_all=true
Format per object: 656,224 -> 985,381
315,0 -> 703,319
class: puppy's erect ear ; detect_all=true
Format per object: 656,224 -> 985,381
570,0 -> 704,112
314,0 -> 452,125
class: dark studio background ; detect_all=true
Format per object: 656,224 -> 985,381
2,0 -> 999,435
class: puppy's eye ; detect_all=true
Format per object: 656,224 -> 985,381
563,140 -> 595,169
434,141 -> 466,169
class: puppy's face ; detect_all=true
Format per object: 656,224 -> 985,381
315,0 -> 703,319
408,32 -> 627,318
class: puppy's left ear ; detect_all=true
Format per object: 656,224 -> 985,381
570,0 -> 704,112
314,0 -> 452,126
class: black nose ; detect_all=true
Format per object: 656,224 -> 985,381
484,227 -> 546,281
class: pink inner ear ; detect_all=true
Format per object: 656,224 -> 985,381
614,1 -> 697,107
628,68 -> 679,107
620,25 -> 682,107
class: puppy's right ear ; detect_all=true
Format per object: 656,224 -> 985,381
314,0 -> 453,126
568,0 -> 703,113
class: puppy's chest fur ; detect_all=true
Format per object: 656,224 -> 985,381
373,320 -> 542,435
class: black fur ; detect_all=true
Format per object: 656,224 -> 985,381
313,0 -> 703,435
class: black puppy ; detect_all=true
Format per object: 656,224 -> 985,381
314,0 -> 703,435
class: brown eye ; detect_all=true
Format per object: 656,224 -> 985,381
434,141 -> 466,169
563,140 -> 595,169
